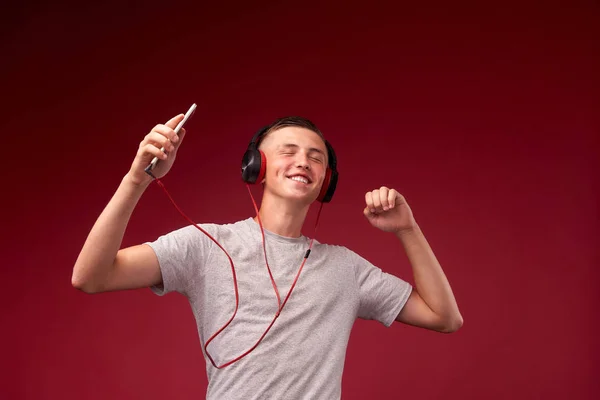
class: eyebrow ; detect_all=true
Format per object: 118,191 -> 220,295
277,143 -> 326,157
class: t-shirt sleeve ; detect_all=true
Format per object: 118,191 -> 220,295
145,224 -> 215,297
352,250 -> 413,327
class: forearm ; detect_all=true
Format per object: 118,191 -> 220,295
72,173 -> 151,292
396,224 -> 462,327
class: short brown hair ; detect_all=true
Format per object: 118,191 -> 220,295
258,116 -> 325,147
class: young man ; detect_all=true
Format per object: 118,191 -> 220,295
72,113 -> 463,399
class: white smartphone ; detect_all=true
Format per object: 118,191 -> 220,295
145,103 -> 197,174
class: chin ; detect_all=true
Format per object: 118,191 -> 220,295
282,190 -> 318,205
264,184 -> 318,205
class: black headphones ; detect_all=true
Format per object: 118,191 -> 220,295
241,125 -> 339,203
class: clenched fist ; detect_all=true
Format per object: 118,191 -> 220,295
363,186 -> 416,234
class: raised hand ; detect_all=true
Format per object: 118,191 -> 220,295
128,114 -> 187,185
363,186 -> 416,234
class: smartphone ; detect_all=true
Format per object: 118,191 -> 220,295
145,103 -> 197,174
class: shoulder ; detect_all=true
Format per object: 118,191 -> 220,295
181,217 -> 253,235
150,218 -> 253,247
312,240 -> 364,265
313,241 -> 391,281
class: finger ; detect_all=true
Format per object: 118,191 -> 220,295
371,189 -> 382,212
145,129 -> 175,147
165,113 -> 185,130
365,192 -> 375,213
379,186 -> 390,210
151,124 -> 179,143
174,128 -> 186,150
139,143 -> 168,161
143,131 -> 175,153
388,189 -> 397,208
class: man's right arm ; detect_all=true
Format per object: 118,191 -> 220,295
71,173 -> 161,293
71,113 -> 187,294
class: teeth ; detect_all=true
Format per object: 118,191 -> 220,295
289,176 -> 308,184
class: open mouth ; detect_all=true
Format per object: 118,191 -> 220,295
287,175 -> 311,184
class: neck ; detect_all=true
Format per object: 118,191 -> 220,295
253,195 -> 310,238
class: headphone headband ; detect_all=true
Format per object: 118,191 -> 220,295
247,126 -> 270,149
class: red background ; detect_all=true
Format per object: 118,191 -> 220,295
3,1 -> 598,399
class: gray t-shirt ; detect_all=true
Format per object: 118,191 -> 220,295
147,217 -> 412,400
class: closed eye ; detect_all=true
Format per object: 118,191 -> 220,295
276,144 -> 326,163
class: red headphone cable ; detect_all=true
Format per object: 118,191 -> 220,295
148,172 -> 324,369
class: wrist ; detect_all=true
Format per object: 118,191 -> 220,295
123,171 -> 153,191
394,222 -> 420,239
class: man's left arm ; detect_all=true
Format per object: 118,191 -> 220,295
364,186 -> 464,333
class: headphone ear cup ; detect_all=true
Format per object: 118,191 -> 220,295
241,148 -> 267,184
317,168 -> 338,203
257,150 -> 266,183
317,169 -> 330,202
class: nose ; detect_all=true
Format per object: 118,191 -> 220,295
296,153 -> 310,170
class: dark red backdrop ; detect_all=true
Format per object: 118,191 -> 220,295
3,1 -> 598,399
